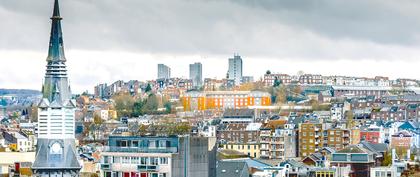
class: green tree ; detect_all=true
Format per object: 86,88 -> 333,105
382,151 -> 392,166
164,102 -> 172,114
132,99 -> 146,117
273,77 -> 281,87
142,94 -> 158,113
275,86 -> 287,104
145,83 -> 152,93
112,92 -> 135,118
93,114 -> 103,125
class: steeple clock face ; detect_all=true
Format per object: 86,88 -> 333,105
51,142 -> 62,154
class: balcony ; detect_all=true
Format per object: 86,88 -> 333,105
314,127 -> 320,131
102,146 -> 178,153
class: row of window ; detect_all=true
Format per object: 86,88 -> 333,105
103,156 -> 169,165
104,171 -> 166,177
116,140 -> 171,148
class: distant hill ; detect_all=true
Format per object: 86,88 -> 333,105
0,89 -> 41,96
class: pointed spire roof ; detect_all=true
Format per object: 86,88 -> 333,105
47,0 -> 66,62
52,0 -> 61,18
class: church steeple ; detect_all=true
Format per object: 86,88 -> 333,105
42,0 -> 71,103
47,0 -> 65,62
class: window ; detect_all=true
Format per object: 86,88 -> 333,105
132,140 -> 139,147
150,157 -> 159,165
113,156 -> 120,163
132,157 -> 139,164
122,156 -> 130,164
160,157 -> 168,165
103,156 -> 109,163
159,140 -> 167,148
121,140 -> 128,147
149,140 -> 157,148
140,157 -> 148,165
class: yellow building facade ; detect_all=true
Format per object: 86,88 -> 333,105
222,143 -> 260,158
181,91 -> 271,111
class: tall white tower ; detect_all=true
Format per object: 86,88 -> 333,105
32,0 -> 81,176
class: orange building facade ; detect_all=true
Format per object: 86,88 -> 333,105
181,91 -> 271,111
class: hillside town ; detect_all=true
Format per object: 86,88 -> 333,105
2,55 -> 420,176
1,0 -> 420,177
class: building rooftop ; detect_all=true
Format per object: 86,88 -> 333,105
216,161 -> 248,177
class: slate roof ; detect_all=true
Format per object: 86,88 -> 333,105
222,158 -> 271,170
360,141 -> 388,154
336,145 -> 371,154
216,161 -> 248,177
32,139 -> 81,170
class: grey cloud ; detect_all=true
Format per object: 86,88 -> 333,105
1,0 -> 420,60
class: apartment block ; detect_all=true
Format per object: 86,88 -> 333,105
100,136 -> 217,177
181,91 -> 271,111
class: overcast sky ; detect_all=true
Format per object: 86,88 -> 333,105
1,0 -> 420,93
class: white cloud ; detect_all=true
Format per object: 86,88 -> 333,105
1,50 -> 419,93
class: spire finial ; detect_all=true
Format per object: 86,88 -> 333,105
52,0 -> 61,19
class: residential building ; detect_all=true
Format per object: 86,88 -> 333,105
228,55 -> 243,86
331,145 -> 378,177
390,130 -> 412,157
360,125 -> 385,144
260,127 -> 297,160
181,91 -> 271,111
299,74 -> 323,85
370,166 -> 399,177
94,83 -> 109,99
218,123 -> 260,144
99,136 -> 217,177
330,103 -> 344,121
203,78 -> 224,91
32,0 -> 82,175
189,62 -> 203,88
299,123 -> 323,157
332,86 -> 391,98
158,64 -> 171,79
1,131 -> 34,152
222,143 -> 260,158
241,76 -> 254,84
324,128 -> 350,150
263,73 -> 291,86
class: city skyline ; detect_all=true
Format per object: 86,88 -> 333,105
1,0 -> 420,93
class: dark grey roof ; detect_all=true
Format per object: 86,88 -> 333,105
360,141 -> 388,155
217,161 -> 248,177
32,138 -> 81,170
